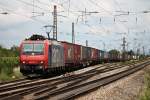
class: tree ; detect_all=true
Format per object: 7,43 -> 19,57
10,45 -> 19,56
127,50 -> 135,55
0,45 -> 2,49
0,45 -> 19,57
109,49 -> 120,54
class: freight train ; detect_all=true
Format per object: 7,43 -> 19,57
19,39 -> 132,76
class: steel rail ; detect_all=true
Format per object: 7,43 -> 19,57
34,61 -> 150,100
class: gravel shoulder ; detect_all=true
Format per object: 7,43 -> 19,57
75,65 -> 150,100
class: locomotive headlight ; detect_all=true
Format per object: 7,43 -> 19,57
40,61 -> 44,64
22,61 -> 26,64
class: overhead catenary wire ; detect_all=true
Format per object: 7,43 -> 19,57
0,5 -> 46,24
0,0 -> 144,34
88,0 -> 129,32
0,0 -> 148,52
111,0 -> 148,50
15,0 -> 49,12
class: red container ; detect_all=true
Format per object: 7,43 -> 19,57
91,48 -> 98,60
91,48 -> 94,60
61,42 -> 74,64
104,52 -> 109,61
74,44 -> 81,63
95,49 -> 99,60
97,50 -> 100,60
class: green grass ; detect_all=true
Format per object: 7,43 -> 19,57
0,57 -> 22,82
140,70 -> 150,100
119,57 -> 147,66
119,59 -> 137,65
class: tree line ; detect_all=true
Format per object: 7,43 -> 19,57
0,45 -> 19,57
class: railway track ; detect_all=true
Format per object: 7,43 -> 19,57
0,63 -> 119,99
0,78 -> 27,85
0,60 -> 148,100
34,60 -> 149,100
0,63 -> 116,91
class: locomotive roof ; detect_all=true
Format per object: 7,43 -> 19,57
22,39 -> 62,46
22,40 -> 46,43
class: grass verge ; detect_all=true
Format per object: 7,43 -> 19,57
0,57 -> 22,82
140,69 -> 150,100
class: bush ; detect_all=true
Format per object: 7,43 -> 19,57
0,57 -> 20,81
140,70 -> 150,100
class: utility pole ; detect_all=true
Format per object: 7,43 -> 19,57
133,38 -> 137,53
122,37 -> 126,61
143,46 -> 145,56
126,42 -> 129,51
43,5 -> 58,40
103,42 -> 105,51
137,48 -> 140,57
72,22 -> 75,44
137,43 -> 140,57
86,40 -> 88,47
53,5 -> 57,40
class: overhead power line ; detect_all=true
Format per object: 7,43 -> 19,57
87,0 -> 129,34
0,5 -> 46,24
36,0 -> 51,7
88,0 -> 113,14
15,0 -> 49,12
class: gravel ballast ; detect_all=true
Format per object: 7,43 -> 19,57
75,65 -> 150,100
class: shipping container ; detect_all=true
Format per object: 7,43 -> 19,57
74,44 -> 81,63
91,48 -> 98,60
97,50 -> 100,60
81,46 -> 91,61
104,51 -> 109,62
61,42 -> 74,64
87,47 -> 91,60
99,50 -> 105,61
49,41 -> 64,68
95,49 -> 99,60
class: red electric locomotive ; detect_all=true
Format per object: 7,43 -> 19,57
20,40 -> 64,75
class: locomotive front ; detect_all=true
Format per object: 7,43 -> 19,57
19,40 -> 48,75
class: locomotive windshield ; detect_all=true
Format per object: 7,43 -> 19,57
22,43 -> 44,55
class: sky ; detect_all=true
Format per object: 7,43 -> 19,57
0,0 -> 150,54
